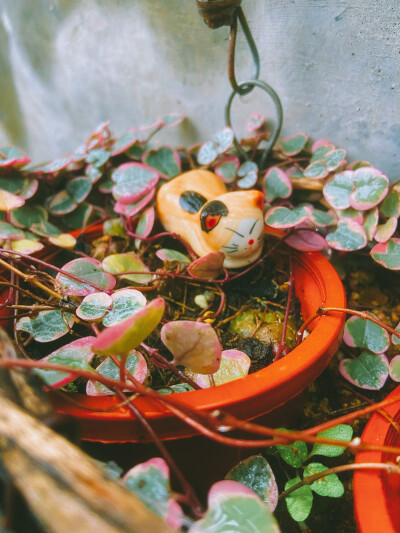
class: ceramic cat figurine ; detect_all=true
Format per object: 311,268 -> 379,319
156,169 -> 264,268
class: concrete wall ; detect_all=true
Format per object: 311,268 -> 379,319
0,0 -> 399,179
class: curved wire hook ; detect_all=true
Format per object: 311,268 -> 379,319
225,78 -> 283,168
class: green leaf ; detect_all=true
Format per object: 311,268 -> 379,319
264,206 -> 311,229
92,297 -> 165,357
392,321 -> 400,345
308,207 -> 336,227
102,252 -> 153,285
103,217 -> 126,238
339,351 -> 389,390
31,220 -> 61,238
143,147 -> 181,178
263,167 -> 292,202
0,190 -> 25,211
214,156 -> 239,183
323,171 -> 353,209
155,248 -> 190,264
16,310 -> 74,343
112,130 -> 138,156
275,432 -> 308,468
76,292 -> 112,321
343,315 -> 390,353
0,146 -> 30,168
197,141 -> 219,166
34,337 -> 96,387
102,289 -> 147,327
304,159 -> 328,179
85,148 -> 110,167
190,481 -> 280,533
157,383 -> 195,394
188,349 -> 250,388
324,148 -> 346,171
371,238 -> 400,270
326,219 -> 367,251
111,163 -> 159,203
0,176 -> 26,194
363,208 -> 379,240
225,455 -> 278,511
0,221 -> 25,239
85,164 -> 103,183
246,112 -> 265,132
65,203 -> 93,230
47,190 -> 77,215
56,258 -> 116,296
280,133 -> 308,156
311,425 -> 353,457
389,355 -> 400,382
86,351 -> 148,396
284,476 -> 313,522
303,463 -> 344,498
380,188 -> 400,218
214,127 -> 234,153
351,168 -> 389,210
66,177 -> 92,203
374,217 -> 397,243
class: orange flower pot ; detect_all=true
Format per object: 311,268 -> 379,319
354,385 -> 400,533
1,224 -> 346,443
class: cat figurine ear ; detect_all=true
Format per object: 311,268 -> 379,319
156,170 -> 264,268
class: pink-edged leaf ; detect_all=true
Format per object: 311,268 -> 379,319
111,162 -> 159,204
308,207 -> 336,227
102,288 -> 147,327
156,248 -> 190,263
304,159 -> 329,179
339,351 -> 389,390
214,156 -> 240,183
264,205 -> 312,229
346,160 -> 372,170
311,139 -> 335,153
16,310 -> 74,343
374,217 -> 397,243
114,188 -> 155,218
392,321 -> 400,345
92,297 -> 165,356
189,349 -> 250,388
350,167 -> 389,210
324,148 -> 346,172
28,156 -> 71,174
123,457 -> 183,531
246,112 -> 266,133
102,252 -> 153,285
9,205 -> 47,229
0,190 -> 25,211
285,230 -> 327,252
161,113 -> 185,128
197,141 -> 219,165
161,320 -> 222,374
0,146 -> 31,168
326,219 -> 367,251
85,121 -> 111,150
10,238 -> 44,255
280,133 -> 308,156
111,129 -> 138,156
0,221 -> 25,239
56,257 -> 116,296
370,239 -> 400,270
225,455 -> 278,511
286,165 -> 305,179
363,208 -> 379,240
237,161 -> 258,189
323,171 -> 353,209
34,337 -> 96,388
190,480 -> 280,533
76,292 -> 112,321
337,207 -> 364,224
379,188 -> 400,218
86,351 -> 148,396
389,355 -> 400,382
343,314 -> 390,353
187,252 -> 225,280
18,178 -> 39,200
263,167 -> 292,202
142,147 -> 181,179
134,206 -> 155,248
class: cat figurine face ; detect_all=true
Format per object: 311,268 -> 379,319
156,170 -> 264,268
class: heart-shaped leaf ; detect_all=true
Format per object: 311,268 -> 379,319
102,252 -> 153,284
102,289 -> 147,327
264,206 -> 312,229
237,161 -> 258,189
303,463 -> 344,498
326,219 -> 367,251
86,351 -> 148,396
134,206 -> 155,248
85,148 -> 110,167
143,147 -> 181,179
18,178 -> 39,200
197,141 -> 218,166
374,217 -> 397,242
0,146 -> 31,168
311,139 -> 335,162
311,424 -> 353,457
280,133 -> 308,156
304,159 -> 329,179
350,168 -> 389,210
188,349 -> 250,388
337,207 -> 363,224
225,455 -> 278,511
16,310 -> 74,343
214,156 -> 239,183
389,355 -> 400,382
343,315 -> 390,353
276,433 -> 308,468
246,112 -> 265,132
123,458 -> 183,531
114,188 -> 155,218
370,239 -> 400,270
92,297 -> 165,356
263,167 -> 292,202
339,351 -> 389,390
324,148 -> 346,172
0,176 -> 28,195
380,188 -> 400,218
284,476 -> 313,522
111,163 -> 159,204
308,207 -> 336,227
85,164 -> 103,183
111,129 -> 138,156
47,190 -> 77,215
190,480 -> 280,533
187,252 -> 225,280
214,127 -> 234,153
323,171 -> 353,209
156,248 -> 190,264
161,320 -> 221,374
285,230 -> 327,252
363,208 -> 379,240
77,293 -> 112,321
34,336 -> 96,388
66,177 -> 92,203
56,258 -> 116,296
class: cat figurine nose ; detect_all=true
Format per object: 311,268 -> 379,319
156,170 -> 265,268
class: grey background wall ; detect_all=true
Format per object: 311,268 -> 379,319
0,0 -> 399,179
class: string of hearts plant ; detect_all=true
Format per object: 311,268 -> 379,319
0,115 -> 400,531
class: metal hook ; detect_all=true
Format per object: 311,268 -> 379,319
225,79 -> 283,169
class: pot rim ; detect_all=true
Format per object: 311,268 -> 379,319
354,385 -> 400,533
